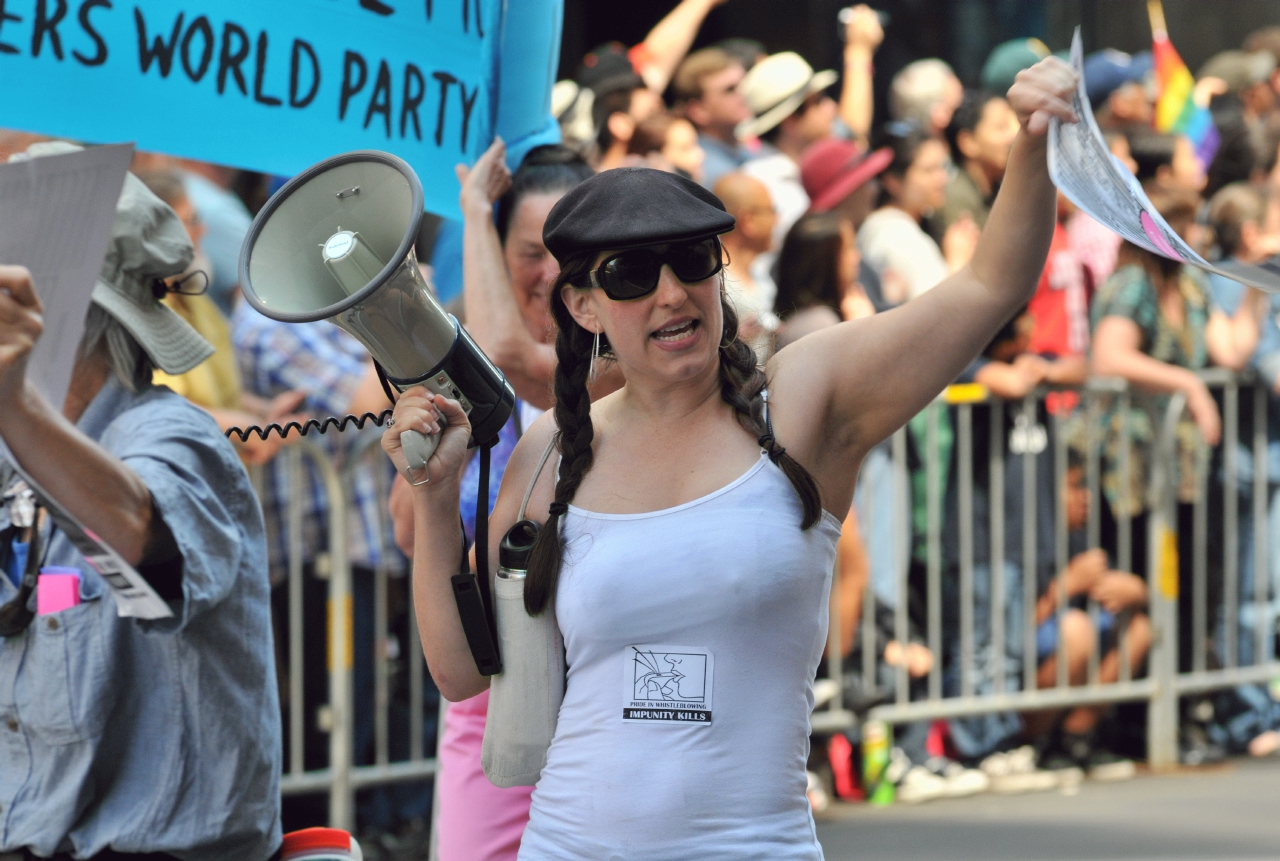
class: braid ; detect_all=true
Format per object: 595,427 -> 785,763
717,286 -> 823,529
524,255 -> 598,615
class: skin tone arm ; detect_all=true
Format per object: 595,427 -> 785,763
768,59 -> 1078,513
1205,290 -> 1265,371
838,5 -> 882,144
635,0 -> 728,93
457,139 -> 556,409
0,266 -> 175,566
1091,316 -> 1222,445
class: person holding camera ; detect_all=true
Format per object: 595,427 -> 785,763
0,145 -> 280,861
385,59 -> 1078,859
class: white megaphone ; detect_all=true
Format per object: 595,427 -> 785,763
239,151 -> 515,483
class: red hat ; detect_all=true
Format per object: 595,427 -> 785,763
800,139 -> 893,213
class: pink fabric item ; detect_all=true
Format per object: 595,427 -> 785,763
435,689 -> 533,861
36,570 -> 80,615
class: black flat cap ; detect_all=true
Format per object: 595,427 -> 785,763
543,168 -> 736,263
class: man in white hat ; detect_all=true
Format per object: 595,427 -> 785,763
739,51 -> 840,296
0,143 -> 281,861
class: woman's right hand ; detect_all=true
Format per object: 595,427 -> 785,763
381,388 -> 473,490
1185,379 -> 1222,447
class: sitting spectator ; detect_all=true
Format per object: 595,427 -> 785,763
714,171 -> 780,357
136,168 -> 305,466
0,143 -> 280,860
858,123 -> 955,304
673,47 -> 753,187
889,59 -> 964,141
774,212 -> 873,351
940,90 -> 1020,233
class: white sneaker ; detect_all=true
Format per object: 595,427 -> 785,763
896,765 -> 948,803
806,770 -> 831,812
980,746 -> 1060,794
934,758 -> 991,797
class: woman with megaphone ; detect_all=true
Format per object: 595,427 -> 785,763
384,58 -> 1079,860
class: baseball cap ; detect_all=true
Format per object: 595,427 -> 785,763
981,39 -> 1050,92
1084,49 -> 1154,107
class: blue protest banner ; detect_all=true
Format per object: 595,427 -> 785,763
0,0 -> 555,218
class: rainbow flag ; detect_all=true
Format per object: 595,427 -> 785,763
1148,0 -> 1219,168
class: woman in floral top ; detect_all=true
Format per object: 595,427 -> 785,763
1091,189 -> 1262,520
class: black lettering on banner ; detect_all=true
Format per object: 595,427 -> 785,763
32,0 -> 68,60
252,31 -> 281,105
289,39 -> 320,108
216,20 -> 249,95
0,0 -> 22,56
359,0 -> 393,14
339,50 -> 368,121
364,59 -> 392,136
423,0 -> 432,21
431,70 -> 456,147
457,78 -> 478,152
135,8 -> 183,77
400,62 -> 425,140
460,0 -> 482,37
73,0 -> 110,66
180,14 -> 214,82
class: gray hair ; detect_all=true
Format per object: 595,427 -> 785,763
889,59 -> 957,128
78,303 -> 154,393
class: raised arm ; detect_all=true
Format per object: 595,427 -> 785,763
837,5 -> 882,144
634,0 -> 727,93
458,139 -> 556,410
769,59 -> 1076,513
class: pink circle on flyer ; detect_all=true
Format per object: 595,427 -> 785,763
1140,212 -> 1183,260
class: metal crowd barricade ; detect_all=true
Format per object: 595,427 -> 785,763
843,372 -> 1279,768
259,431 -> 437,832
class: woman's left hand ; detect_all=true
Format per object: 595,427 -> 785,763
1007,57 -> 1080,136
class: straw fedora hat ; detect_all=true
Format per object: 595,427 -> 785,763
737,52 -> 838,141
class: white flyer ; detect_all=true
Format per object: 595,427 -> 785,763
1048,29 -> 1280,293
0,143 -> 134,408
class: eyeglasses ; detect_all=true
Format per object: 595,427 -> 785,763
151,269 -> 210,300
588,238 -> 723,301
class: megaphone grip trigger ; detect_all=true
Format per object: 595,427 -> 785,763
400,426 -> 442,477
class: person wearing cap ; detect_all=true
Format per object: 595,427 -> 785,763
1083,49 -> 1154,130
739,52 -> 839,265
385,57 -> 1079,858
0,144 -> 280,860
981,39 -> 1051,94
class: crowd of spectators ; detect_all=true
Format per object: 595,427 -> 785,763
10,3 -> 1280,858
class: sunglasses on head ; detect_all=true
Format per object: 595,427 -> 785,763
587,238 -> 724,301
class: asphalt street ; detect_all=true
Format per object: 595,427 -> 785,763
816,758 -> 1280,861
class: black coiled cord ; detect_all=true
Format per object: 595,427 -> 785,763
224,410 -> 394,442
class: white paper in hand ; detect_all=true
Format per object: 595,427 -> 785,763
1049,29 -> 1280,292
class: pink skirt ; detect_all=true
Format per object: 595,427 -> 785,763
435,689 -> 533,861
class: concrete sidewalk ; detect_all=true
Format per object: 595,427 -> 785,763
816,758 -> 1280,861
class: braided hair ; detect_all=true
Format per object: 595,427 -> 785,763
522,253 -> 823,616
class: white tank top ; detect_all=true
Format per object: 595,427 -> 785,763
518,452 -> 842,860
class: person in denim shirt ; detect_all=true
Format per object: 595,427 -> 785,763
0,144 -> 279,860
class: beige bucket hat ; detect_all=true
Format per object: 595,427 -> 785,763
736,52 -> 838,141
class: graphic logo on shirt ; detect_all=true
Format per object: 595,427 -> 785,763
622,645 -> 713,724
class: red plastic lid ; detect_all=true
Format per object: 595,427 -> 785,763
282,828 -> 352,855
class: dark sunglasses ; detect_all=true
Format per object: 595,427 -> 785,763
588,238 -> 724,301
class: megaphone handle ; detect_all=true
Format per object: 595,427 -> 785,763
400,424 -> 442,486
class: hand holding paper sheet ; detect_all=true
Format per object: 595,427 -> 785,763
1048,29 -> 1280,292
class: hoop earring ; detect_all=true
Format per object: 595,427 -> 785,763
589,329 -> 601,385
